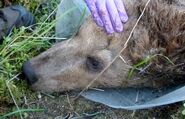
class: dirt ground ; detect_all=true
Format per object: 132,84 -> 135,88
0,0 -> 185,119
2,89 -> 183,119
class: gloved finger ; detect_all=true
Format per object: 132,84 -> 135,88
96,0 -> 114,34
114,0 -> 128,23
84,0 -> 103,27
106,0 -> 123,32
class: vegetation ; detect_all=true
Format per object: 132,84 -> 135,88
0,0 -> 58,117
0,0 -> 185,118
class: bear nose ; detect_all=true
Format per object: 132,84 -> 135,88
23,61 -> 38,85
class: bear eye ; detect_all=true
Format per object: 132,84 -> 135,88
86,56 -> 104,72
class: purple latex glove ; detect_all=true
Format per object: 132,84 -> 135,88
85,0 -> 128,34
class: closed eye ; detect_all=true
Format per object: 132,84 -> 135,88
86,56 -> 104,72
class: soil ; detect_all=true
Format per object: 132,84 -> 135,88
5,91 -> 183,119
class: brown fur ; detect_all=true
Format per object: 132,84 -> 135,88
25,0 -> 185,92
3,0 -> 12,6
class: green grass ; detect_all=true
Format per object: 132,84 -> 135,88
0,0 -> 87,118
1,108 -> 44,118
0,0 -> 185,118
128,54 -> 175,79
0,0 -> 59,117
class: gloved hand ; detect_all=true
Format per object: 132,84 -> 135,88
85,0 -> 128,34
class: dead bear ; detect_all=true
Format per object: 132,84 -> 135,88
23,0 -> 185,92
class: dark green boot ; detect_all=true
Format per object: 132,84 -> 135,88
0,5 -> 35,43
